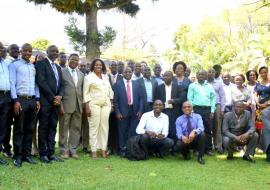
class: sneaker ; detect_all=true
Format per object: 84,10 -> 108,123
3,151 -> 12,158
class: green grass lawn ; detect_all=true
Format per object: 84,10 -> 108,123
0,151 -> 269,190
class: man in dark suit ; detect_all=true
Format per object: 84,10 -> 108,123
108,61 -> 123,154
155,71 -> 185,141
114,67 -> 143,157
35,45 -> 63,163
137,66 -> 158,113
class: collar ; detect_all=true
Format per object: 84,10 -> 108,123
68,66 -> 76,72
46,57 -> 54,64
195,80 -> 207,85
124,78 -> 131,83
150,111 -> 163,118
143,77 -> 151,81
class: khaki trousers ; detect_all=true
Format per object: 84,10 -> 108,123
88,102 -> 111,151
59,111 -> 82,154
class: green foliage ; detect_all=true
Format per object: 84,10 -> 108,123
64,16 -> 116,54
31,38 -> 51,50
165,4 -> 270,74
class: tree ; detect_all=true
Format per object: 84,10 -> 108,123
31,38 -> 51,51
27,0 -> 158,61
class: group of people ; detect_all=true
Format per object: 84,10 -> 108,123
0,41 -> 269,168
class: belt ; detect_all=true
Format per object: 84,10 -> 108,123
0,90 -> 10,95
18,95 -> 35,100
194,105 -> 211,109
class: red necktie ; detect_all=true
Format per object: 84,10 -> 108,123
126,80 -> 131,105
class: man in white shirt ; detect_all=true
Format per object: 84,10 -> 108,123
136,100 -> 174,157
222,73 -> 235,113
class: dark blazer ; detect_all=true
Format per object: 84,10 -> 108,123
155,82 -> 185,115
35,58 -> 63,106
137,77 -> 158,112
108,73 -> 123,89
114,79 -> 143,118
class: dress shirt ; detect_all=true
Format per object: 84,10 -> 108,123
136,111 -> 169,137
110,73 -> 118,86
9,58 -> 40,100
215,76 -> 223,84
208,79 -> 226,111
223,110 -> 255,140
187,81 -> 216,112
123,79 -> 133,104
47,57 -> 59,87
165,83 -> 173,109
0,58 -> 10,91
131,73 -> 143,81
175,113 -> 204,140
222,82 -> 235,106
153,76 -> 163,85
143,77 -> 153,103
68,66 -> 78,86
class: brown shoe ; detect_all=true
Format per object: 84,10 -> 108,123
60,153 -> 69,159
71,153 -> 79,160
101,150 -> 107,159
92,151 -> 97,160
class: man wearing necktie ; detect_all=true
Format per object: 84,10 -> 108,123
35,45 -> 64,163
174,101 -> 206,165
59,54 -> 84,159
114,67 -> 143,157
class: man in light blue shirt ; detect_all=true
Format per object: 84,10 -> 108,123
9,43 -> 40,167
0,42 -> 10,166
2,44 -> 20,158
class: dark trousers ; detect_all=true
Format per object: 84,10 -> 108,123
38,105 -> 59,157
193,106 -> 212,152
144,102 -> 153,113
108,111 -> 119,153
139,134 -> 174,155
81,114 -> 89,148
13,98 -> 37,159
163,108 -> 177,141
3,103 -> 13,153
118,106 -> 139,152
174,133 -> 206,157
0,93 -> 10,153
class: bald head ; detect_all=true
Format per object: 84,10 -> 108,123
182,101 -> 193,115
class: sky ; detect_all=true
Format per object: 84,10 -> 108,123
0,0 -> 245,54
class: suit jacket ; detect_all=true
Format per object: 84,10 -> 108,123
137,77 -> 158,112
61,68 -> 84,113
108,73 -> 123,89
114,79 -> 143,118
155,82 -> 185,115
35,58 -> 63,106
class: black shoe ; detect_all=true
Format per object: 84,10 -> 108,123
243,155 -> 255,163
206,151 -> 214,156
23,156 -> 37,164
3,151 -> 12,158
119,151 -> 126,158
13,159 -> 22,167
48,155 -> 64,162
216,148 -> 224,154
183,153 -> 191,160
197,157 -> 205,165
267,154 -> 270,162
82,147 -> 91,154
227,155 -> 234,160
0,158 -> 8,166
40,156 -> 51,164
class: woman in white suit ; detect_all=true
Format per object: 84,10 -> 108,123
83,59 -> 113,159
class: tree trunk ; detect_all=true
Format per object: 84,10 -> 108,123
85,5 -> 100,62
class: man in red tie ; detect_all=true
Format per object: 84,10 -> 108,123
114,67 -> 144,157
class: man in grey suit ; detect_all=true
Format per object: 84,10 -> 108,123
223,101 -> 258,163
59,54 -> 84,159
137,66 -> 158,113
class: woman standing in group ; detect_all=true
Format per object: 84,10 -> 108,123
254,66 -> 270,134
83,59 -> 113,159
231,74 -> 253,112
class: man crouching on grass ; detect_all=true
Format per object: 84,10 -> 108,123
136,100 -> 174,158
174,101 -> 206,165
